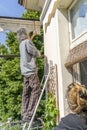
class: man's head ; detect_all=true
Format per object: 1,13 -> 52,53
67,82 -> 87,114
17,28 -> 29,43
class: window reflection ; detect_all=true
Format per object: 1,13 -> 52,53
70,0 -> 87,39
80,61 -> 87,88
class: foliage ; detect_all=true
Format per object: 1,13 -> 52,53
22,10 -> 41,19
0,9 -> 44,125
0,124 -> 20,130
33,29 -> 44,81
43,93 -> 59,130
0,24 -> 44,124
0,32 -> 23,121
0,44 -> 8,54
6,32 -> 19,54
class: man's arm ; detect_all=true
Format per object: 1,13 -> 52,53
30,30 -> 37,41
25,40 -> 41,58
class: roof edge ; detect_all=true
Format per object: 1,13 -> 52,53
0,16 -> 40,21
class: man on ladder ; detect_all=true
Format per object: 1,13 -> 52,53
17,28 -> 41,123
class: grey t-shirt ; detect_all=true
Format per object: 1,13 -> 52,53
19,39 -> 40,77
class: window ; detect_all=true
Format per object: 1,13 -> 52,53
69,0 -> 87,48
80,60 -> 87,87
69,0 -> 87,87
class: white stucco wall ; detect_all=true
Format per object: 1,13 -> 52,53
43,9 -> 66,118
44,15 -> 58,64
42,4 -> 72,118
57,8 -> 72,116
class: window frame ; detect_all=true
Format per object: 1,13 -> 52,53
68,0 -> 87,49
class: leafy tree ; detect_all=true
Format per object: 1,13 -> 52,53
0,44 -> 8,54
22,10 -> 41,20
43,93 -> 58,130
0,9 -> 44,123
0,32 -> 23,121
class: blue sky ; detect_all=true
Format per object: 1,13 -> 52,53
0,0 -> 26,44
0,0 -> 25,17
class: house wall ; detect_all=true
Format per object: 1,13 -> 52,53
57,8 -> 72,116
44,14 -> 58,64
43,5 -> 72,118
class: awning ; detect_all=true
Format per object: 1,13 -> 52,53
65,41 -> 87,68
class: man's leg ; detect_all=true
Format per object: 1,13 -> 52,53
26,74 -> 41,120
21,77 -> 32,121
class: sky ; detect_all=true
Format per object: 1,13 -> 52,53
0,0 -> 26,44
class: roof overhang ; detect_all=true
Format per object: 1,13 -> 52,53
18,0 -> 45,11
57,0 -> 74,9
18,0 -> 75,32
18,0 -> 74,20
40,0 -> 74,22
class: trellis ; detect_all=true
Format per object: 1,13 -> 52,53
47,61 -> 59,122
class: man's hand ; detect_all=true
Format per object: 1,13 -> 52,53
33,30 -> 37,36
31,30 -> 37,40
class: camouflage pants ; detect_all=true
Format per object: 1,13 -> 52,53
21,74 -> 41,121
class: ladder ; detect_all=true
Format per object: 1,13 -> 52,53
25,72 -> 50,130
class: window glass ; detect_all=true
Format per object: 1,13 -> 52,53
70,0 -> 87,39
80,60 -> 87,88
